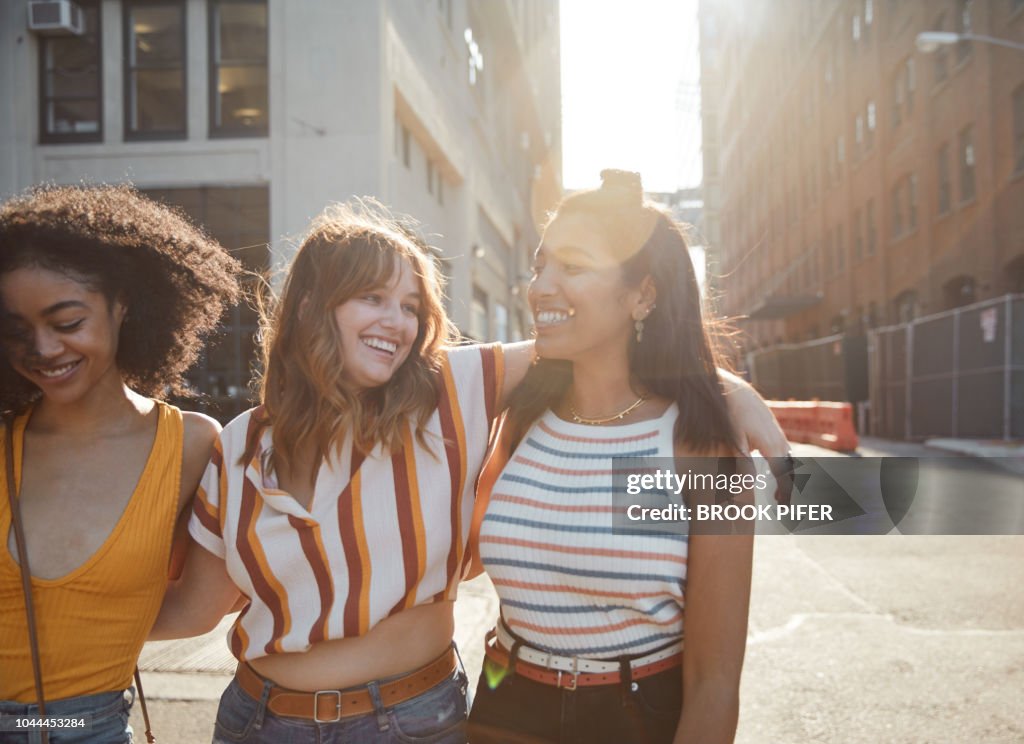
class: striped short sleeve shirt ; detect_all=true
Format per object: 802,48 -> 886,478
479,404 -> 688,659
189,343 -> 503,662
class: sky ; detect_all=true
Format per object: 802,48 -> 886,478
559,0 -> 703,193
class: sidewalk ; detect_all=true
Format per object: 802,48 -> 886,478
925,437 -> 1024,475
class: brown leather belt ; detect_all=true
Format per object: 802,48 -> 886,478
234,647 -> 456,722
484,631 -> 682,690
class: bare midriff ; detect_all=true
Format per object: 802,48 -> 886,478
247,600 -> 455,691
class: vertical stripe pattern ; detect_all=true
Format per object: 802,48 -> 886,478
187,344 -> 504,662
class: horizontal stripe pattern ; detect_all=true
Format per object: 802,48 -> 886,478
188,344 -> 503,662
480,404 -> 688,659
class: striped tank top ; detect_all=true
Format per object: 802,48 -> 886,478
0,402 -> 184,701
479,403 -> 687,659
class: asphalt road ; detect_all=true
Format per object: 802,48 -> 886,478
129,439 -> 1024,742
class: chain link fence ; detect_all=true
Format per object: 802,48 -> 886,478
869,294 -> 1023,440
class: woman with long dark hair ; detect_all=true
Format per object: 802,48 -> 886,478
469,171 -> 754,743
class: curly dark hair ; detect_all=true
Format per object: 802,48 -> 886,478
0,183 -> 241,414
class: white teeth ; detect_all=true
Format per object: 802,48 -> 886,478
535,310 -> 574,326
363,337 -> 398,354
38,362 -> 77,378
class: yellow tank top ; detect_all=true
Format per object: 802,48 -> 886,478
0,402 -> 183,702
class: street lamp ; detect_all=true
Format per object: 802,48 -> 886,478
916,31 -> 1024,54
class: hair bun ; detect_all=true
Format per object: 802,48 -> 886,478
599,170 -> 643,205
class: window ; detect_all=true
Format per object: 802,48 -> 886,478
866,101 -> 876,149
960,126 -> 976,202
891,58 -> 914,128
956,0 -> 972,63
891,182 -> 904,238
891,69 -> 904,128
1015,84 -> 1024,173
124,1 -> 186,138
209,0 -> 268,136
401,125 -> 410,168
39,0 -> 102,142
937,143 -> 952,214
933,14 -> 949,84
144,186 -> 269,422
494,302 -> 508,343
470,286 -> 489,341
908,173 -> 918,230
866,199 -> 876,256
906,58 -> 915,112
836,225 -> 845,272
854,210 -> 864,261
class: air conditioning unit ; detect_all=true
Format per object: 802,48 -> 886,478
27,0 -> 84,36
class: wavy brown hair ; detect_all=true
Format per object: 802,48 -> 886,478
0,183 -> 240,415
506,170 -> 741,455
249,201 -> 456,482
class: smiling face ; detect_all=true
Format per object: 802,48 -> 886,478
529,213 -> 651,364
0,265 -> 126,406
333,257 -> 422,391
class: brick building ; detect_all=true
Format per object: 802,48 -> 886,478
699,0 -> 1024,352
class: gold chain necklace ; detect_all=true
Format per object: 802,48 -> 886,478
568,396 -> 646,425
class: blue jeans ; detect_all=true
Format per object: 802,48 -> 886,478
468,660 -> 682,744
212,668 -> 469,743
0,688 -> 134,744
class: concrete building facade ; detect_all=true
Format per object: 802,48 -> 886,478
0,0 -> 561,418
699,0 -> 1024,352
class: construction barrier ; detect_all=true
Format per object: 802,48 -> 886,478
768,400 -> 859,452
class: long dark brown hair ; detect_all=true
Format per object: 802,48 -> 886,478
505,170 -> 740,454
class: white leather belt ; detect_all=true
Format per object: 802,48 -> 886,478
494,620 -> 683,675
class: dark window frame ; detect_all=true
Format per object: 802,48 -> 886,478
959,125 -> 976,203
1014,84 -> 1024,174
208,0 -> 269,138
123,0 -> 188,141
38,0 -> 103,144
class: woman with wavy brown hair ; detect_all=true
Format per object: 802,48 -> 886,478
151,198 -> 784,744
0,184 -> 239,743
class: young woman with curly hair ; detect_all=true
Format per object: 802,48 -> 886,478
151,197 -> 784,744
0,184 -> 239,743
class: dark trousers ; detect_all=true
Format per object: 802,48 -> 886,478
467,658 -> 681,744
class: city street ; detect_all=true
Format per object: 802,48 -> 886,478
130,438 -> 1024,743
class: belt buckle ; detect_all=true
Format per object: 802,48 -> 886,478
556,657 -> 579,691
314,690 -> 342,723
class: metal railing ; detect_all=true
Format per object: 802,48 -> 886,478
869,294 -> 1023,440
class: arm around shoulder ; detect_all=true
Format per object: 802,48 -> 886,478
151,537 -> 242,640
